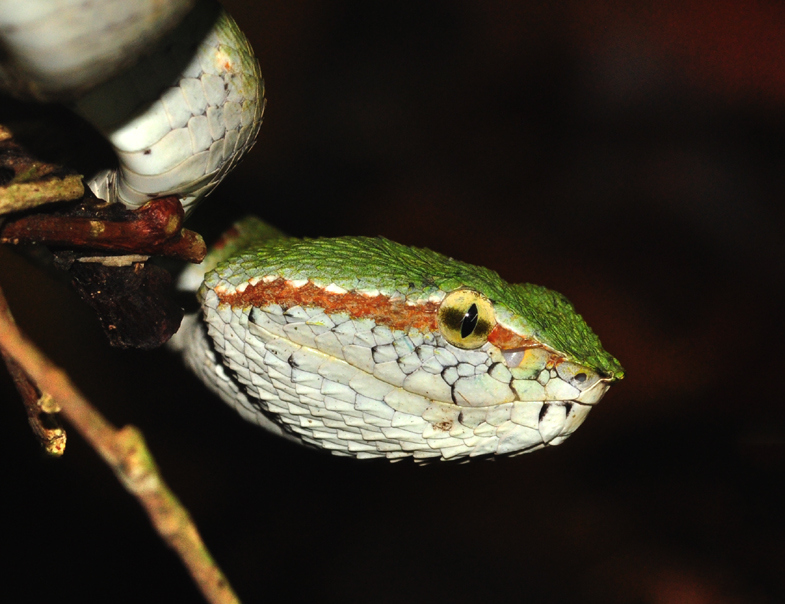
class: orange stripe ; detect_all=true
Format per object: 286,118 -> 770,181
216,279 -> 440,331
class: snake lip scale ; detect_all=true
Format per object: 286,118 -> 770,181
1,1 -> 624,462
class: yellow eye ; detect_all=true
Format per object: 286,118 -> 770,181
437,289 -> 496,349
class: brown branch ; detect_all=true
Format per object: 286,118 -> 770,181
0,285 -> 240,604
0,196 -> 207,263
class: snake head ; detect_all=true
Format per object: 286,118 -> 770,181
193,221 -> 623,462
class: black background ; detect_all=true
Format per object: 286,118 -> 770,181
2,1 -> 784,602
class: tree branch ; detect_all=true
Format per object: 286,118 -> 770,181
0,284 -> 240,604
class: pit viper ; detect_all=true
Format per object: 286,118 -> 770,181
0,0 -> 624,462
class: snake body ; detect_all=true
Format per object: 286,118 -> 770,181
0,0 -> 263,213
1,1 -> 623,461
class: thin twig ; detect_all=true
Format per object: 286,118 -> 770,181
0,284 -> 240,604
0,347 -> 66,455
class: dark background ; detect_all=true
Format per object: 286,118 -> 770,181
2,1 -> 784,602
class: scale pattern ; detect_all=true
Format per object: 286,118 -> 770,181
176,226 -> 622,462
80,7 -> 264,214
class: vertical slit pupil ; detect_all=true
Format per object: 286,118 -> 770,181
461,303 -> 479,338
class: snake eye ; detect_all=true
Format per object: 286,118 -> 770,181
438,289 -> 496,349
